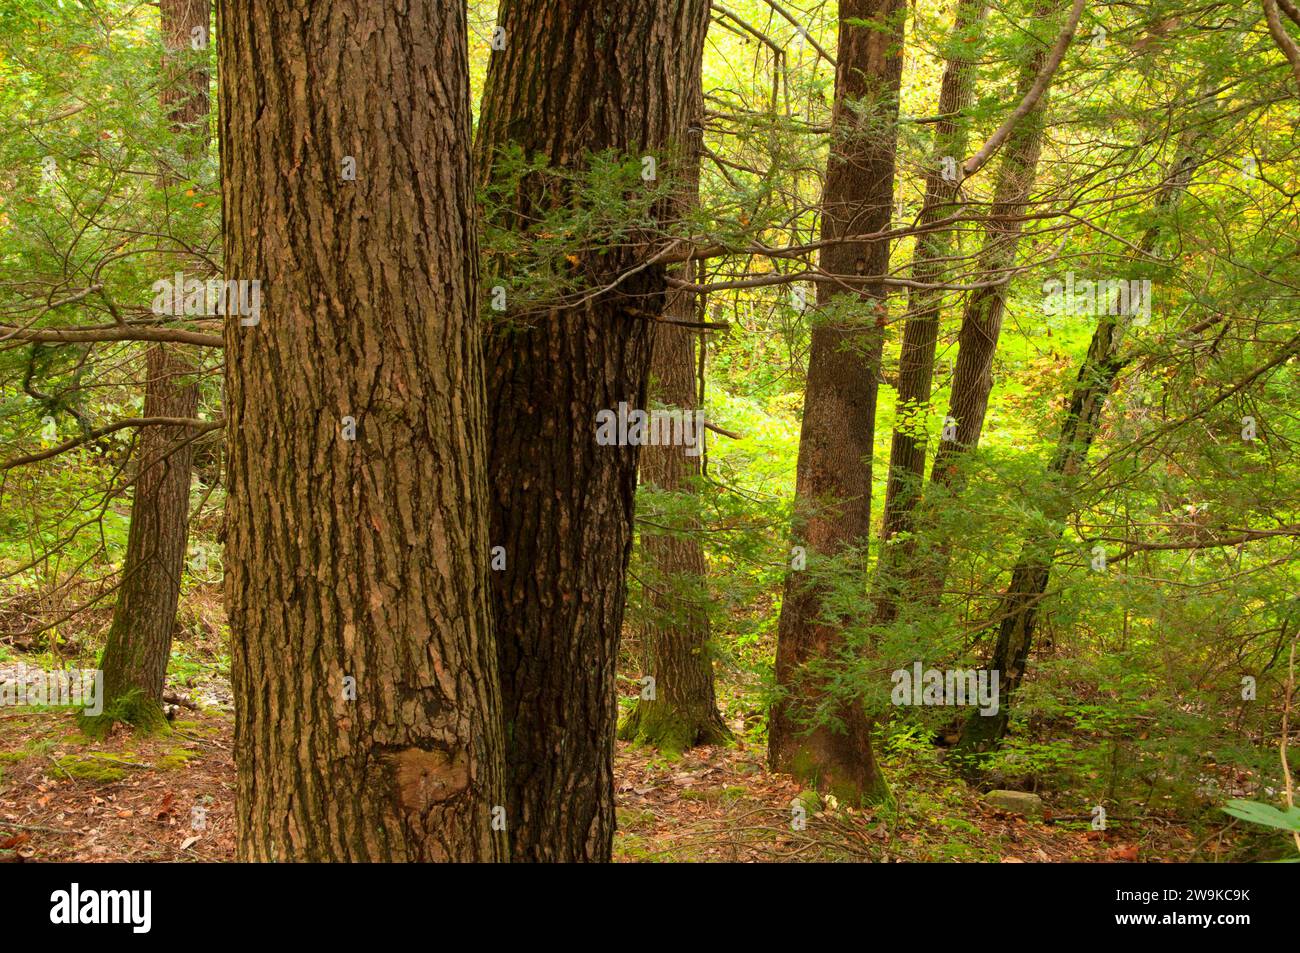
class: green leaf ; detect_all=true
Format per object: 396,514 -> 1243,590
1222,799 -> 1300,832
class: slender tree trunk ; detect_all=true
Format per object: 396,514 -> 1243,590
619,305 -> 731,754
619,82 -> 729,755
475,0 -> 711,862
929,46 -> 1051,499
957,129 -> 1209,755
906,27 -> 1058,603
89,0 -> 207,734
768,0 -> 905,804
874,0 -> 986,624
956,316 -> 1126,753
220,0 -> 507,861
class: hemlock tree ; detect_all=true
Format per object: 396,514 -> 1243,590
88,0 -> 208,734
475,0 -> 712,862
919,0 -> 1083,601
619,85 -> 730,755
768,0 -> 906,804
957,111 -> 1215,756
874,0 -> 986,625
219,0 -> 507,861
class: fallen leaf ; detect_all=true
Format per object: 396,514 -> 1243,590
1107,844 -> 1139,862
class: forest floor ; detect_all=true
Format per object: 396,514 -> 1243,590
0,663 -> 1226,863
0,583 -> 1252,863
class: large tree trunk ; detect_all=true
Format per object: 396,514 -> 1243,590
89,0 -> 207,734
619,83 -> 729,755
475,0 -> 711,862
220,0 -> 507,861
767,0 -> 905,804
957,128 -> 1209,755
873,0 -> 986,624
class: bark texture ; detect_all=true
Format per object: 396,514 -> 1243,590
908,25 -> 1059,604
220,0 -> 507,861
619,305 -> 730,754
475,0 -> 712,861
90,0 -> 207,733
94,346 -> 199,732
874,0 -> 986,623
619,84 -> 729,755
768,0 -> 905,804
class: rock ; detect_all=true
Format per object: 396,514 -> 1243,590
985,789 -> 1044,817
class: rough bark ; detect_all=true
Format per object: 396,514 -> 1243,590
768,0 -> 905,804
619,84 -> 729,755
91,346 -> 199,733
618,303 -> 731,754
475,0 -> 712,861
88,0 -> 207,734
874,0 -> 986,624
220,0 -> 507,861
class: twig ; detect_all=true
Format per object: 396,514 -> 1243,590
1280,632 -> 1299,854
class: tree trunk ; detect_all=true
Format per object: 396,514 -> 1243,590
619,82 -> 729,755
956,317 -> 1126,754
768,0 -> 905,804
619,305 -> 731,754
93,347 -> 199,732
475,0 -> 711,861
220,0 -> 507,861
929,45 -> 1051,498
88,0 -> 207,734
874,0 -> 986,624
957,127 -> 1209,755
908,28 -> 1057,603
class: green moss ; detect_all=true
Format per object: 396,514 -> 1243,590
617,698 -> 730,758
156,747 -> 199,770
171,718 -> 222,737
0,738 -> 56,763
786,747 -> 893,809
50,755 -> 126,783
612,831 -> 660,862
615,806 -> 657,829
795,788 -> 822,814
78,689 -> 171,738
679,787 -> 721,801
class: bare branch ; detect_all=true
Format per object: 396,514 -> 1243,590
0,324 -> 224,347
1264,0 -> 1300,94
2,416 -> 221,471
